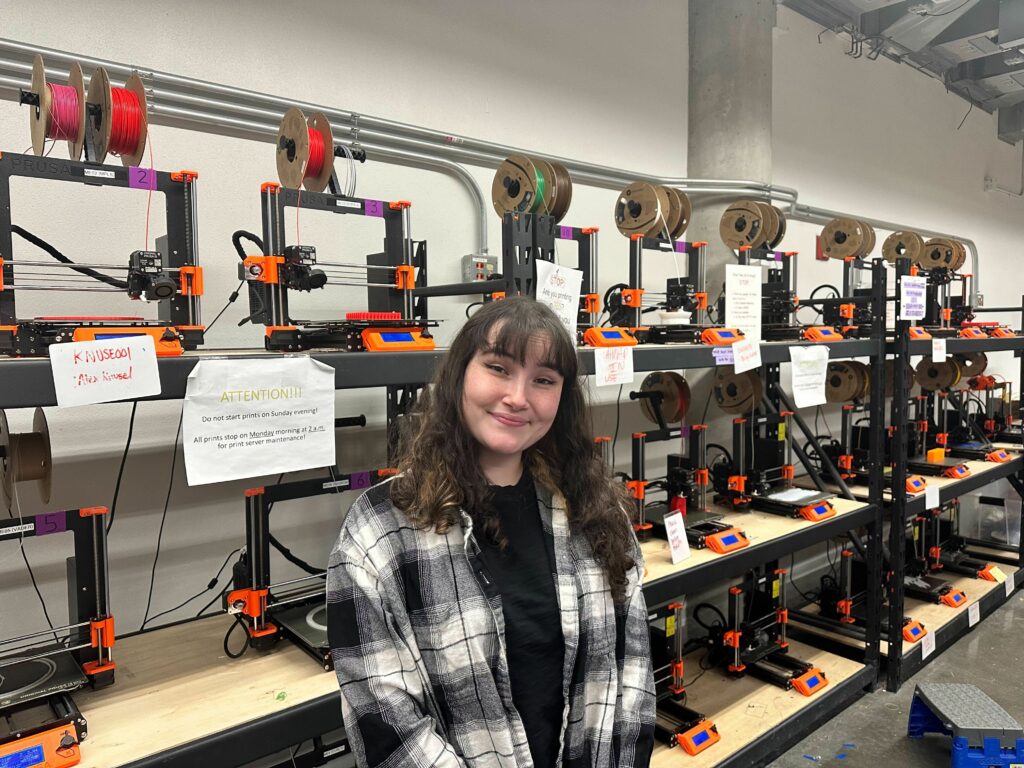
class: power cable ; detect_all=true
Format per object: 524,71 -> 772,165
106,401 -> 138,534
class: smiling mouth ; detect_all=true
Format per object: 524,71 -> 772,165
490,412 -> 528,427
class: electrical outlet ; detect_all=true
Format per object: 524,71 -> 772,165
462,254 -> 497,282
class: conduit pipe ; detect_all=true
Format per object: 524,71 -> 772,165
0,38 -> 981,303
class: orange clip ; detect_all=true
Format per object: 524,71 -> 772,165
934,433 -> 948,447
90,616 -> 116,649
243,255 -> 284,284
630,233 -> 644,241
79,506 -> 109,517
622,288 -> 644,308
227,587 -> 269,619
626,479 -> 647,500
839,303 -> 855,319
695,468 -> 709,486
261,181 -> 281,193
838,455 -> 853,471
171,169 -> 199,182
394,264 -> 415,290
581,226 -> 599,234
837,599 -> 854,624
782,464 -> 795,480
727,475 -> 746,492
776,608 -> 789,624
245,487 -> 266,497
723,630 -> 741,648
377,467 -> 399,477
942,308 -> 952,321
388,200 -> 412,210
694,291 -> 708,311
490,291 -> 506,301
584,293 -> 600,314
179,265 -> 204,297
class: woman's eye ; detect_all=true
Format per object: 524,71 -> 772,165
536,377 -> 558,386
485,363 -> 507,374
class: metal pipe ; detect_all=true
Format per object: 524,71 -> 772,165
0,621 -> 89,646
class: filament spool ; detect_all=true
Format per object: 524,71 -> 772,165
755,202 -> 779,249
713,367 -> 763,415
949,240 -> 967,271
661,187 -> 692,240
0,409 -> 53,509
882,231 -> 925,265
860,221 -> 876,257
86,66 -> 149,166
638,371 -> 691,426
915,357 -> 963,391
29,55 -> 87,159
825,360 -> 871,403
614,181 -> 671,238
548,161 -> 573,222
767,205 -> 787,249
719,200 -> 765,250
492,154 -> 545,218
276,107 -> 335,193
921,238 -> 957,269
954,351 -> 988,378
820,218 -> 868,260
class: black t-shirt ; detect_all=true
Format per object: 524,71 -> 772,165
475,471 -> 565,768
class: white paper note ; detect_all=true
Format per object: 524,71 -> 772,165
732,337 -> 762,374
49,335 -> 161,407
534,260 -> 584,339
662,510 -> 691,564
789,345 -> 830,408
932,337 -> 947,362
925,484 -> 940,509
594,346 -> 634,387
725,264 -> 763,342
920,629 -> 936,659
713,347 -> 735,366
968,602 -> 980,627
900,276 -> 927,321
1007,576 -> 1016,600
183,356 -> 335,485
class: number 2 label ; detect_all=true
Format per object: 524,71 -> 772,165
129,166 -> 155,190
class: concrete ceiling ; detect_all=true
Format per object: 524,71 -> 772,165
781,0 -> 1024,142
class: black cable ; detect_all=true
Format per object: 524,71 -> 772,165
12,224 -> 128,289
145,547 -> 241,625
106,401 -> 138,535
705,442 -> 733,465
139,407 -> 184,631
268,532 -> 325,576
694,602 -> 727,631
922,0 -> 971,16
465,301 -> 483,319
700,385 -> 715,425
232,230 -> 267,326
789,552 -> 820,604
20,545 -> 62,647
223,615 -> 249,659
204,281 -> 244,334
196,579 -> 233,619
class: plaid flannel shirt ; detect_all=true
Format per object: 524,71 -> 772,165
327,476 -> 655,767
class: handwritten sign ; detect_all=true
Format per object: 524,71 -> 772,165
535,260 -> 584,339
593,346 -> 634,387
49,336 -> 161,407
183,356 -> 335,485
663,510 -> 691,564
726,264 -> 763,341
713,347 -> 735,365
900,276 -> 927,321
932,337 -> 947,362
732,337 -> 762,374
789,345 -> 829,408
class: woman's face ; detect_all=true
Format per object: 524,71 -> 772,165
461,333 -> 564,475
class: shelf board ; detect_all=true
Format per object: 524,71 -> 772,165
651,639 -> 871,768
641,497 -> 875,609
903,336 -> 1024,357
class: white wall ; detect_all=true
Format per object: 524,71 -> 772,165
1,0 -> 1021,725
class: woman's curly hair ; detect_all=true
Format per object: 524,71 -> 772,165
390,297 -> 636,602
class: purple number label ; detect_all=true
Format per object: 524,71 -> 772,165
674,241 -> 689,253
34,512 -> 67,536
558,226 -> 573,241
350,471 -> 372,490
364,199 -> 385,218
128,166 -> 156,190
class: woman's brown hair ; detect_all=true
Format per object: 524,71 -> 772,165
390,297 -> 636,602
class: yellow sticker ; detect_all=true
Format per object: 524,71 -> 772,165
666,615 -> 676,637
778,423 -> 786,441
772,579 -> 781,599
913,526 -> 920,542
991,566 -> 1007,584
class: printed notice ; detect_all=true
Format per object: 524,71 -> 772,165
900,276 -> 927,320
183,356 -> 335,485
1007,576 -> 1016,599
49,336 -> 161,407
968,602 -> 980,627
920,629 -> 936,659
732,337 -> 762,374
726,264 -> 763,341
789,345 -> 829,408
663,510 -> 691,564
535,260 -> 584,339
925,484 -> 940,510
594,346 -> 634,387
932,337 -> 947,362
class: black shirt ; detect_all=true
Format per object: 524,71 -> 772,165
475,471 -> 565,768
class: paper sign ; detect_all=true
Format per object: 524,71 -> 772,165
593,346 -> 634,387
920,629 -> 936,659
885,298 -> 896,332
900,276 -> 927,320
49,335 -> 161,407
183,356 -> 335,485
1007,576 -> 1016,599
713,347 -> 734,365
968,602 -> 980,627
535,260 -> 584,339
663,510 -> 691,564
932,338 -> 946,362
733,337 -> 762,374
925,484 -> 939,509
789,345 -> 830,408
725,264 -> 763,341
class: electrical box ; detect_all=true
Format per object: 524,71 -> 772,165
462,254 -> 498,282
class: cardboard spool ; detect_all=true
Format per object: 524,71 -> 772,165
0,409 -> 53,509
915,356 -> 963,391
825,360 -> 870,403
713,366 -> 763,415
638,371 -> 691,425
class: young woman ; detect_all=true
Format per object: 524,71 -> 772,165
327,297 -> 655,768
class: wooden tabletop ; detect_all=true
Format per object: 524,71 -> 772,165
72,616 -> 339,767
